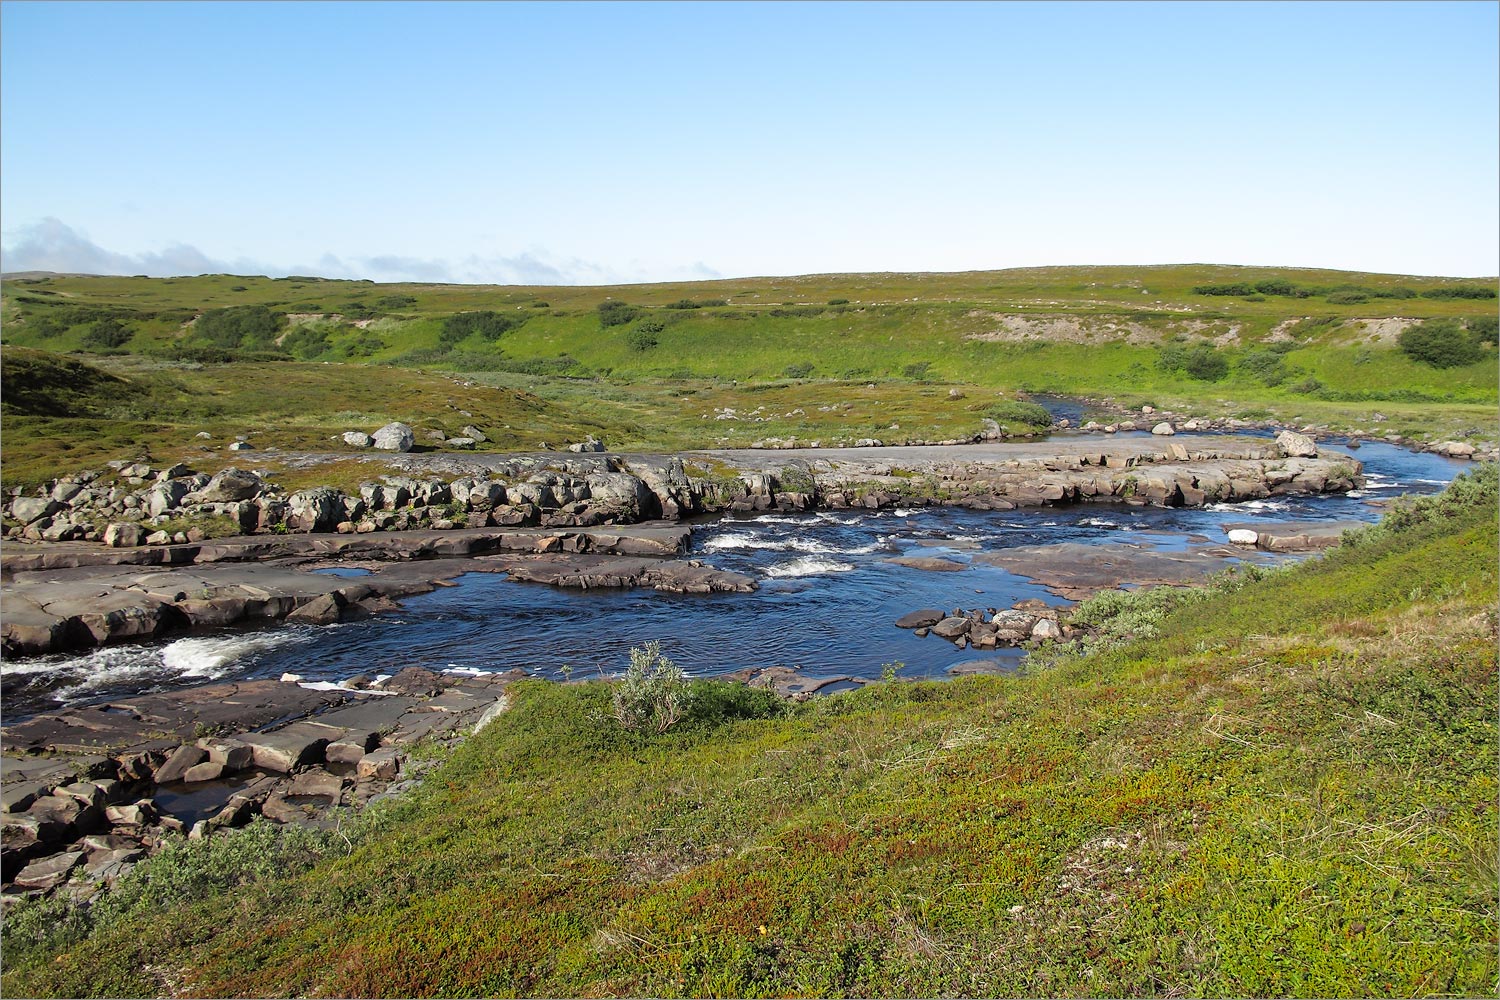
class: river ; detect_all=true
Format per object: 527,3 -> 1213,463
0,438 -> 1467,714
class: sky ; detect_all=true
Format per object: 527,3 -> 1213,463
2,1 -> 1496,284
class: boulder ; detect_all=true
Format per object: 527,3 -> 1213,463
285,489 -> 343,533
372,422 -> 415,452
1151,422 -> 1176,436
1275,430 -> 1318,458
104,799 -> 157,827
446,437 -> 477,449
1227,528 -> 1259,545
146,479 -> 192,517
194,468 -> 262,503
895,609 -> 946,629
357,748 -> 401,781
342,431 -> 374,448
196,737 -> 254,771
289,768 -> 345,801
13,850 -> 85,891
11,497 -> 62,525
103,523 -> 147,548
460,425 -> 488,443
152,744 -> 209,784
239,722 -> 344,772
182,761 -> 226,783
228,441 -> 254,452
1031,618 -> 1063,641
930,617 -> 972,640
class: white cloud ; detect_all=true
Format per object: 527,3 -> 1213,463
0,218 -> 720,286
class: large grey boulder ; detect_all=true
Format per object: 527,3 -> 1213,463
930,617 -> 972,640
1275,430 -> 1318,458
103,523 -> 146,548
11,497 -> 62,525
153,744 -> 209,784
194,468 -> 262,503
460,425 -> 488,443
895,609 -> 946,629
342,431 -> 374,448
585,472 -> 651,519
1151,422 -> 1176,436
286,489 -> 343,533
147,479 -> 192,517
372,422 -> 415,452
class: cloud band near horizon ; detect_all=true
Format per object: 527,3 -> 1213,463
0,218 -> 722,286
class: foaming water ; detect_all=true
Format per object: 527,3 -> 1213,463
1,441 -> 1469,716
763,555 -> 857,578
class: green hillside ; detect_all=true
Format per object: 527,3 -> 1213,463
1,265 -> 1495,486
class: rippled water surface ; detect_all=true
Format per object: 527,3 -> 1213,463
2,439 -> 1466,715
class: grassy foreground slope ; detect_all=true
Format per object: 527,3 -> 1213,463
5,471 -> 1495,998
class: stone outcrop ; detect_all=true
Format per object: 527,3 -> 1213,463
1,669 -> 520,900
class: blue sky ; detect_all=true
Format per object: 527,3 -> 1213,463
2,1 -> 1496,283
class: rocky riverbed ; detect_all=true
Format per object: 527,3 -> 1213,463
1,666 -> 516,905
3,433 -> 1363,659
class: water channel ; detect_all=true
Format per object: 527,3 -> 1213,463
1,438 -> 1466,716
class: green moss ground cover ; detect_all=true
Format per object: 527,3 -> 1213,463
4,471 -> 1495,998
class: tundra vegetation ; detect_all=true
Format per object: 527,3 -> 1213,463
1,264 -> 1495,488
2,469 -> 1494,997
1,266 -> 1496,996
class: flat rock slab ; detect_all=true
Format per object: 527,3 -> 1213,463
1221,520 -> 1363,551
496,554 -> 756,593
947,658 -> 1019,676
2,680 -> 350,755
3,528 -> 725,657
886,556 -> 968,572
239,721 -> 346,772
974,542 -> 1277,601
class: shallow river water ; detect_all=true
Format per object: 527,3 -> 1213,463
1,438 -> 1467,715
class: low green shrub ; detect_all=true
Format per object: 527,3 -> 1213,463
626,320 -> 663,352
80,318 -> 134,350
1158,344 -> 1228,381
982,399 -> 1053,431
439,311 -> 524,346
612,642 -> 693,733
1399,319 -> 1486,368
192,305 -> 285,351
598,301 -> 638,327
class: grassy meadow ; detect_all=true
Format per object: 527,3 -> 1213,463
1,264 -> 1496,489
2,470 -> 1495,997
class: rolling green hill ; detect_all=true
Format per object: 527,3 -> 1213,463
1,265 -> 1495,487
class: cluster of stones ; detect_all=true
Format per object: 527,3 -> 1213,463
1,668 -> 513,905
1069,403 -> 1497,462
815,437 -> 1359,511
895,602 -> 1067,650
1,455 -> 722,546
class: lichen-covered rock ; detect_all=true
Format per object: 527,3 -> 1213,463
193,468 -> 262,503
103,523 -> 146,548
342,431 -> 374,448
372,422 -> 415,452
1276,430 -> 1318,458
